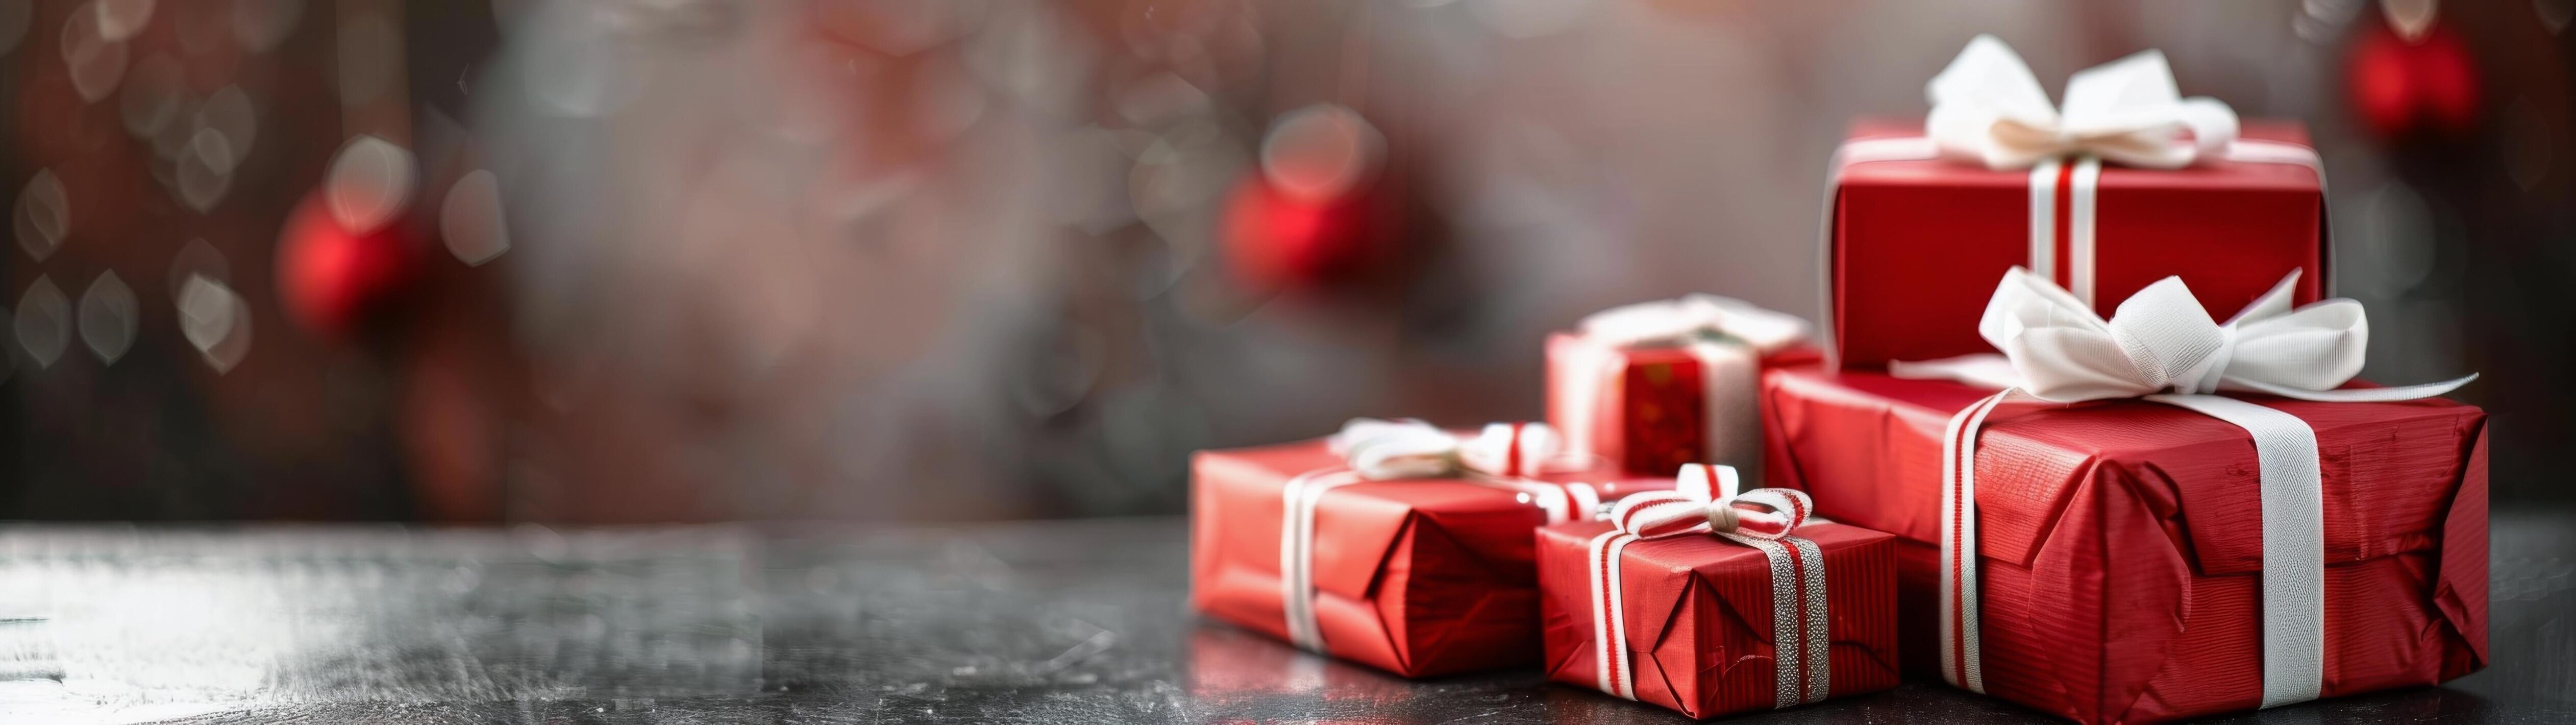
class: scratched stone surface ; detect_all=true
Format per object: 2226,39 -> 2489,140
0,512 -> 2566,724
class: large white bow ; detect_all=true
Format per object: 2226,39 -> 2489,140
1897,267 -> 2476,403
1326,418 -> 1575,480
1577,294 -> 1810,351
1927,34 -> 2241,170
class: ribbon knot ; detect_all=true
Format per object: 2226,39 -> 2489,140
1927,34 -> 2241,170
1577,294 -> 1811,352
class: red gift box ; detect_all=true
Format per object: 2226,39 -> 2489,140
1189,434 -> 1667,677
1758,369 -> 2489,723
1826,119 -> 2327,369
1545,299 -> 1824,479
1537,509 -> 1900,718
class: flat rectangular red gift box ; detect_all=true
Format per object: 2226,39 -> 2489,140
1829,120 -> 2327,369
1760,369 -> 2488,723
1190,438 -> 1668,677
1536,520 -> 1901,718
1545,333 -> 1824,477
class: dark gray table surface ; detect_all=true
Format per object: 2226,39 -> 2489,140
0,511 -> 2568,724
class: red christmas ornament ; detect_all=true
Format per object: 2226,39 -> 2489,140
2346,21 -> 2482,140
1220,105 -> 1390,292
2410,27 -> 2480,134
276,192 -> 414,338
1219,177 -> 1377,291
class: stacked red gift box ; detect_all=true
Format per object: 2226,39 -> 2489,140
1191,35 -> 2485,722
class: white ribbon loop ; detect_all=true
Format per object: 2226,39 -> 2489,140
1578,294 -> 1812,352
1928,34 -> 2241,171
1712,489 -> 1813,541
1330,418 -> 1460,480
1328,418 -> 1581,480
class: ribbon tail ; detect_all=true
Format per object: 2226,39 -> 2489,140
2220,270 -> 2305,327
1939,389 -> 2012,694
2144,394 -> 2324,708
1587,530 -> 1641,700
1793,536 -> 1832,705
1890,354 -> 2026,391
1281,469 -> 1364,654
2223,373 -> 2477,402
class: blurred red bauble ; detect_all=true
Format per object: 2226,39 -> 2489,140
277,194 -> 414,339
1221,105 -> 1392,292
1220,177 -> 1380,292
2348,26 -> 2415,138
2410,27 -> 2480,133
2347,21 -> 2482,140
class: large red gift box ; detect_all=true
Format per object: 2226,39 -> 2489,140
1759,369 -> 2489,723
1827,120 -> 2327,368
1537,518 -> 1901,718
1189,438 -> 1666,677
1546,333 -> 1823,478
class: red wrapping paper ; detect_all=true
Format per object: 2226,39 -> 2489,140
1829,120 -> 2327,368
1760,369 -> 2489,723
1190,438 -> 1669,677
1536,520 -> 1901,718
1545,333 -> 1823,476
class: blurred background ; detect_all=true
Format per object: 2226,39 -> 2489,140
0,0 -> 2564,523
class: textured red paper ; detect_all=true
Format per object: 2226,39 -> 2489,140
1545,333 -> 1824,475
1189,438 -> 1670,677
1829,120 -> 2327,368
1760,369 -> 2489,723
1536,520 -> 1901,718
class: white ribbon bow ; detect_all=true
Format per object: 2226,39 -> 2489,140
1327,418 -> 1577,480
1897,268 -> 2474,708
1897,267 -> 2477,402
1928,34 -> 2241,170
1606,463 -> 1814,542
1587,463 -> 1829,708
1577,294 -> 1811,352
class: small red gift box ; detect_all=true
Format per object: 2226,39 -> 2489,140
1190,423 -> 1668,678
1546,297 -> 1823,478
1759,369 -> 2489,723
1536,466 -> 1900,718
1826,119 -> 2327,369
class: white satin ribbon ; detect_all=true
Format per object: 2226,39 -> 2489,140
1586,464 -> 1829,708
1279,419 -> 1603,654
1895,269 -> 2473,706
1561,297 -> 1810,475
